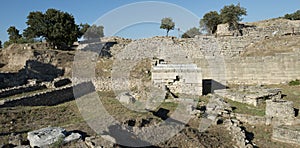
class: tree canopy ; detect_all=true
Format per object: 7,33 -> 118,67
83,24 -> 104,40
78,23 -> 90,38
7,26 -> 22,43
23,9 -> 81,48
220,3 -> 247,30
200,11 -> 221,34
160,17 -> 175,37
200,3 -> 247,34
284,10 -> 300,20
182,27 -> 202,38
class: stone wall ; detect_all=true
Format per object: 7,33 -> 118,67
0,82 -> 95,107
88,36 -> 300,91
223,52 -> 300,84
234,114 -> 266,125
265,100 -> 295,125
272,125 -> 300,146
0,84 -> 47,98
152,64 -> 202,96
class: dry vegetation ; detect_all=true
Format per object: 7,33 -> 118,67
242,35 -> 300,56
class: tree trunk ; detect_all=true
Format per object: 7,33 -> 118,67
166,30 -> 169,37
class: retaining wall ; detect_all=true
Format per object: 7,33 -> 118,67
0,84 -> 47,98
0,81 -> 95,107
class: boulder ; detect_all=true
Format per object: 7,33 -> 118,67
27,127 -> 82,147
64,133 -> 82,143
117,92 -> 136,104
27,127 -> 67,148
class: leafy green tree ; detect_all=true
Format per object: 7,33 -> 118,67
78,23 -> 91,38
83,24 -> 104,40
23,11 -> 45,39
24,9 -> 80,49
160,17 -> 175,37
7,26 -> 22,43
200,11 -> 221,34
220,3 -> 247,30
284,10 -> 300,20
182,27 -> 202,38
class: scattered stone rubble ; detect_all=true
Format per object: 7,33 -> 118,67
198,95 -> 255,148
214,85 -> 300,146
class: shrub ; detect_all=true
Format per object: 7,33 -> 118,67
289,79 -> 300,86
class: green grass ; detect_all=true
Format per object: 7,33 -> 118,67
225,99 -> 266,116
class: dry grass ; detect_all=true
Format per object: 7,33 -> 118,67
242,35 -> 300,57
243,124 -> 298,148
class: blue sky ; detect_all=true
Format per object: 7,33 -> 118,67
1,0 -> 300,42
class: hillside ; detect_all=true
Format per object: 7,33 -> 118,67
0,18 -> 300,147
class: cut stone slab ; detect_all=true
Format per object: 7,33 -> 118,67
27,127 -> 67,148
64,132 -> 82,143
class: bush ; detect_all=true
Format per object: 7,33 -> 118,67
289,79 -> 300,86
284,10 -> 300,20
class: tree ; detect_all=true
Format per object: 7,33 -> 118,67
23,11 -> 45,39
78,23 -> 91,38
24,9 -> 80,49
200,11 -> 221,34
220,3 -> 247,30
284,10 -> 300,20
160,17 -> 175,37
0,40 -> 2,48
83,24 -> 104,40
182,27 -> 201,38
7,26 -> 21,43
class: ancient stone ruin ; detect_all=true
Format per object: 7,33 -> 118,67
266,100 -> 296,125
152,61 -> 202,96
214,86 -> 282,106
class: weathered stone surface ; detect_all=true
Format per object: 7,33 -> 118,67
224,119 -> 254,148
215,86 -> 281,106
266,100 -> 295,125
64,133 -> 82,143
8,133 -> 22,146
117,92 -> 136,104
27,127 -> 67,148
272,125 -> 300,146
235,113 -> 266,125
152,63 -> 202,96
85,136 -> 115,148
14,146 -> 31,148
27,127 -> 82,148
